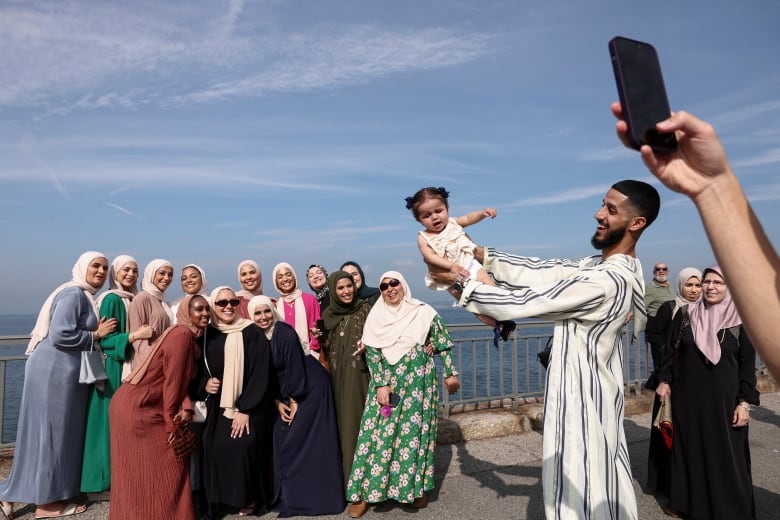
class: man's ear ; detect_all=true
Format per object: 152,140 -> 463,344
629,215 -> 647,232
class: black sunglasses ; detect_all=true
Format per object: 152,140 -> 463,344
379,279 -> 401,292
654,267 -> 668,272
214,298 -> 240,308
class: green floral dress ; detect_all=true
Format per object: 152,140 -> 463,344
346,314 -> 456,504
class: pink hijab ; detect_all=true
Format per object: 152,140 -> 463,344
688,265 -> 742,365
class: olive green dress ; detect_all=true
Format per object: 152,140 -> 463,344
326,301 -> 372,487
346,315 -> 456,503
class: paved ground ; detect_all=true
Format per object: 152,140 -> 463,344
5,392 -> 779,519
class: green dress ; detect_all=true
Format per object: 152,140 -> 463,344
346,315 -> 456,504
326,300 -> 372,487
80,292 -> 132,492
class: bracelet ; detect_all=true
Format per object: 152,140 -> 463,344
739,402 -> 751,412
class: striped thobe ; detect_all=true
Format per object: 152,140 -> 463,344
459,248 -> 645,520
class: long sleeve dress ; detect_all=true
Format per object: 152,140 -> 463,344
198,324 -> 272,510
81,292 -> 133,492
0,287 -> 97,504
659,311 -> 760,519
460,249 -> 644,520
127,290 -> 171,367
108,325 -> 196,520
346,315 -> 456,504
325,301 -> 371,487
269,322 -> 345,516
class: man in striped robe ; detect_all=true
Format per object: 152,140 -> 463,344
444,180 -> 659,519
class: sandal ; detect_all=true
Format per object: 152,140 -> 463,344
35,502 -> 87,519
1,501 -> 13,520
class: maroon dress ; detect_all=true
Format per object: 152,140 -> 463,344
109,325 -> 196,520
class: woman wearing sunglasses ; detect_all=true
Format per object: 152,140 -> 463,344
197,286 -> 272,518
654,266 -> 759,519
345,272 -> 460,518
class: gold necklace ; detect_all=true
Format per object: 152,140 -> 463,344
338,316 -> 351,337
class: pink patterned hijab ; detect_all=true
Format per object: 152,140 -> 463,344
688,265 -> 742,365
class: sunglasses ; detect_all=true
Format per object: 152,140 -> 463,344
214,298 -> 240,308
654,267 -> 668,272
379,279 -> 401,292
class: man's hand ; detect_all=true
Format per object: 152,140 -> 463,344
611,102 -> 731,202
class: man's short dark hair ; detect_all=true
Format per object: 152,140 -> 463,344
611,180 -> 660,228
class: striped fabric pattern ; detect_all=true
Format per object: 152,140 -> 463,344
461,249 -> 644,519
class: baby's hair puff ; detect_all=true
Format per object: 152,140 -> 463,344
405,186 -> 450,219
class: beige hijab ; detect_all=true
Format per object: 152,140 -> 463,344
236,259 -> 263,299
27,251 -> 107,355
361,271 -> 437,365
209,286 -> 252,419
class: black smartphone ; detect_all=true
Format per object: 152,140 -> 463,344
609,36 -> 677,153
389,393 -> 400,407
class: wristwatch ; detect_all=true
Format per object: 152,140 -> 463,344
451,276 -> 467,293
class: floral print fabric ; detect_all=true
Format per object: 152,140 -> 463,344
346,315 -> 456,504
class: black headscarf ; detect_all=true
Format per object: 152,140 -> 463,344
321,271 -> 370,331
340,260 -> 380,304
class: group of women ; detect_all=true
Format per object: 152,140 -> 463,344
647,265 -> 760,519
0,252 -> 460,520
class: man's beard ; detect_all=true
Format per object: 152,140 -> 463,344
591,224 -> 626,250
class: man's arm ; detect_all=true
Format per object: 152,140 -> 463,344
457,274 -> 608,323
612,102 -> 780,379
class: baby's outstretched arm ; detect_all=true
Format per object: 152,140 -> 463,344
455,207 -> 497,228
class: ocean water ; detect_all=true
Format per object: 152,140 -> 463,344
0,309 -> 636,444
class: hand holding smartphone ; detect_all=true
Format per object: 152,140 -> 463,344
609,36 -> 677,153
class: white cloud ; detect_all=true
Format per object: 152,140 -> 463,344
507,184 -> 609,207
0,3 -> 494,111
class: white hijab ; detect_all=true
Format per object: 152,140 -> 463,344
272,262 -> 310,354
141,258 -> 174,323
361,271 -> 437,365
96,254 -> 138,309
247,295 -> 280,340
27,251 -> 107,355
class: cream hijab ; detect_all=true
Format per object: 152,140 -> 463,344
96,254 -> 139,309
247,295 -> 280,340
236,259 -> 263,299
181,263 -> 209,296
361,271 -> 438,365
672,267 -> 702,317
209,286 -> 252,419
27,251 -> 107,355
272,262 -> 310,353
141,259 -> 174,323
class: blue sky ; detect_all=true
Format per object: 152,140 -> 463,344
1,0 -> 779,315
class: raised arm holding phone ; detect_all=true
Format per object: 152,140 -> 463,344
611,102 -> 780,381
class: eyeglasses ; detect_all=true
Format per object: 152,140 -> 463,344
214,298 -> 240,308
702,280 -> 725,287
379,279 -> 401,292
654,267 -> 668,272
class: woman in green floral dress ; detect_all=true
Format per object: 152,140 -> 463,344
345,271 -> 460,518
